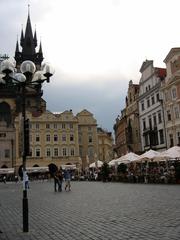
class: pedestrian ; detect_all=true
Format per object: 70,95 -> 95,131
24,171 -> 30,189
54,170 -> 59,192
3,175 -> 6,184
64,169 -> 71,191
57,168 -> 63,192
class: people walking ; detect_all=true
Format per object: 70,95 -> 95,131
57,168 -> 63,192
54,170 -> 59,192
64,169 -> 71,191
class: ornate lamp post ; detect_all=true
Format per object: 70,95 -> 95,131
0,58 -> 54,232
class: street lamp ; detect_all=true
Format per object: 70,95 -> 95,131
0,58 -> 54,232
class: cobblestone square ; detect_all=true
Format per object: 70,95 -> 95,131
0,181 -> 180,240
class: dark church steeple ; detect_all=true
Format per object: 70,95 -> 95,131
15,6 -> 43,69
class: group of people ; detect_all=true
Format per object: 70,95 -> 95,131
54,168 -> 71,192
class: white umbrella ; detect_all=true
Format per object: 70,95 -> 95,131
115,152 -> 140,164
89,160 -> 103,168
137,149 -> 161,162
108,159 -> 117,166
157,146 -> 180,160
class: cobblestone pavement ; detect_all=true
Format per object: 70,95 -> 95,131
0,181 -> 180,240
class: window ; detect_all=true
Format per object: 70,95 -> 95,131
156,93 -> 160,102
143,119 -> 146,130
151,95 -> 155,105
62,134 -> 66,141
169,134 -> 174,147
54,148 -> 58,157
36,134 -> 40,142
70,134 -> 74,141
70,148 -> 75,156
147,98 -> 150,108
177,132 -> 180,146
62,123 -> 66,129
167,110 -> 171,121
46,124 -> 50,129
5,149 -> 10,158
62,148 -> 67,156
174,106 -> 179,119
144,134 -> 149,146
46,148 -> 51,157
54,134 -> 58,142
69,123 -> 73,129
35,148 -> 41,157
153,114 -> 157,126
158,111 -> 162,124
46,134 -> 50,142
148,117 -> 152,129
159,130 -> 164,144
88,135 -> 92,143
172,88 -> 177,99
54,123 -> 57,129
36,123 -> 39,129
141,102 -> 144,111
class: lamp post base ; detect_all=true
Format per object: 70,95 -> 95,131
23,190 -> 28,232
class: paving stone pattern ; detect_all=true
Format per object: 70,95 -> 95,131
0,181 -> 180,240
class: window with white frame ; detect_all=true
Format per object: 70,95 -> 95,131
70,148 -> 75,156
174,106 -> 179,119
62,134 -> 66,141
141,101 -> 144,111
46,123 -> 50,129
169,134 -> 174,147
171,87 -> 177,99
147,98 -> 150,108
54,134 -> 58,142
158,111 -> 162,124
36,123 -> 39,129
167,110 -> 171,121
69,123 -> 73,129
62,123 -> 66,129
36,134 -> 40,142
70,134 -> 74,141
151,95 -> 155,105
143,119 -> 146,130
35,148 -> 41,157
46,134 -> 50,142
54,123 -> 57,129
62,148 -> 67,156
46,148 -> 51,157
54,148 -> 59,157
159,129 -> 164,144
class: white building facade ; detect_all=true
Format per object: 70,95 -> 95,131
138,60 -> 167,152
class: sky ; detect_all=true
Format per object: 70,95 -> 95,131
1,0 -> 180,134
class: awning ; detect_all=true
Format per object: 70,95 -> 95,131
0,168 -> 15,174
26,167 -> 49,173
61,164 -> 76,170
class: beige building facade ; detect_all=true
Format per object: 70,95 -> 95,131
162,48 -> 180,147
97,127 -> 113,162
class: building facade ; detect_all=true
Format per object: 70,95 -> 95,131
138,60 -> 167,152
76,109 -> 98,169
114,108 -> 127,156
162,48 -> 180,148
97,127 -> 113,162
125,80 -> 141,154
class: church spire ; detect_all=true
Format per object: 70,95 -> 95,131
15,6 -> 44,67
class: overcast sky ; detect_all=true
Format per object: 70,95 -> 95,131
1,0 -> 180,134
